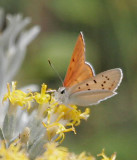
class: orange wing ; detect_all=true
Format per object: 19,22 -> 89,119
63,32 -> 95,87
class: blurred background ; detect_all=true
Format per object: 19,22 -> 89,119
0,0 -> 137,159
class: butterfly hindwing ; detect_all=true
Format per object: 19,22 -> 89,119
69,90 -> 115,106
67,68 -> 123,106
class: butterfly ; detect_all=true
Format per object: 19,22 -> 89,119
55,32 -> 123,106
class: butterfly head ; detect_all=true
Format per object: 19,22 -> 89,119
54,87 -> 69,105
59,87 -> 66,94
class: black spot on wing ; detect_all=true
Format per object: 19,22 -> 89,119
105,76 -> 110,80
93,80 -> 97,83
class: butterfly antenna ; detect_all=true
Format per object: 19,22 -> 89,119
48,59 -> 63,85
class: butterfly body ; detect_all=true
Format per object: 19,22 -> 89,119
55,32 -> 123,107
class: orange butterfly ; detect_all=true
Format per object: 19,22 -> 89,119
55,32 -> 123,106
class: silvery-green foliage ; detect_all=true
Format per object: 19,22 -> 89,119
0,9 -> 49,159
0,8 -> 40,127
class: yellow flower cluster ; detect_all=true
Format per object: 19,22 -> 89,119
3,82 -> 90,143
43,104 -> 90,143
3,82 -> 33,110
0,141 -> 29,160
97,149 -> 116,160
0,141 -> 116,160
1,82 -> 117,160
35,142 -> 116,160
37,142 -> 69,160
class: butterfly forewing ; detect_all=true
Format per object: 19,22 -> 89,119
63,32 -> 94,87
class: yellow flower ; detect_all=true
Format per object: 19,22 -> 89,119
34,83 -> 50,104
42,103 -> 90,143
0,141 -> 29,160
97,149 -> 116,160
69,152 -> 95,160
36,142 -> 95,160
43,121 -> 76,144
3,82 -> 33,109
52,104 -> 90,126
36,142 -> 68,160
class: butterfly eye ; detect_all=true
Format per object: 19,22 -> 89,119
60,89 -> 65,94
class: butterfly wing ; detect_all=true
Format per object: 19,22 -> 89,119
63,32 -> 95,87
68,68 -> 123,106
